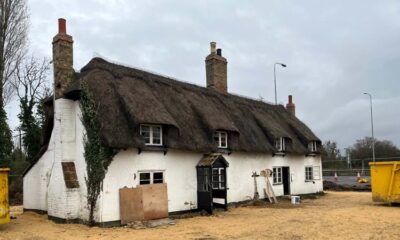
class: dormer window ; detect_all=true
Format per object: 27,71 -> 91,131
308,141 -> 318,153
214,131 -> 228,148
275,137 -> 286,152
140,124 -> 162,146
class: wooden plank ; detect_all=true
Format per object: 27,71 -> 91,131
119,187 -> 143,224
140,183 -> 168,221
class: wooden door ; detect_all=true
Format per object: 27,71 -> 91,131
197,168 -> 213,213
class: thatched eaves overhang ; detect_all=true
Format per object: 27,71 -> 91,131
63,57 -> 320,154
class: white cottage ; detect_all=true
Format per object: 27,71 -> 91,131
23,19 -> 323,226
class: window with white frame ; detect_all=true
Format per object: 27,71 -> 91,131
273,167 -> 282,184
214,131 -> 228,148
275,137 -> 286,152
305,166 -> 313,181
308,141 -> 318,153
212,167 -> 226,189
139,171 -> 164,185
140,125 -> 162,146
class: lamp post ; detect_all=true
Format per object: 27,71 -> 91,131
364,92 -> 375,162
274,62 -> 287,104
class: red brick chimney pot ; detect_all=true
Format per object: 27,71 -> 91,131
58,18 -> 66,34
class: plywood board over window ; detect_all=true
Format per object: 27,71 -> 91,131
119,183 -> 168,224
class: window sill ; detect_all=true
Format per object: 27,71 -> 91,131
305,180 -> 315,183
272,183 -> 282,186
306,152 -> 319,157
273,152 -> 286,157
138,146 -> 168,155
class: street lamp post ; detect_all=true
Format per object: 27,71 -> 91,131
364,92 -> 375,162
274,63 -> 287,105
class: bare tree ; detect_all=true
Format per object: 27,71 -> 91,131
13,56 -> 50,105
12,55 -> 50,162
0,0 -> 28,107
0,0 -> 28,167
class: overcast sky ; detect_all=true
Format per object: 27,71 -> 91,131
6,0 -> 400,151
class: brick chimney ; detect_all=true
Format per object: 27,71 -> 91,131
52,18 -> 74,99
286,95 -> 295,116
205,42 -> 227,93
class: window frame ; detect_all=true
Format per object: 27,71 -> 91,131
305,166 -> 313,181
272,167 -> 283,184
214,131 -> 228,149
138,170 -> 165,185
212,167 -> 226,190
308,141 -> 318,153
140,124 -> 163,146
275,137 -> 286,152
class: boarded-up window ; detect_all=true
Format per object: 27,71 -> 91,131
61,162 -> 79,188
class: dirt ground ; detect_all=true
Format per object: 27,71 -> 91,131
1,191 -> 400,240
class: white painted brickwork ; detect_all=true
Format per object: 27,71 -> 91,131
24,99 -> 87,220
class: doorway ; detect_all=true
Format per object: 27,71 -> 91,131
282,167 -> 291,195
196,154 -> 229,214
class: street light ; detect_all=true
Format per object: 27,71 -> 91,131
364,92 -> 375,162
274,62 -> 287,104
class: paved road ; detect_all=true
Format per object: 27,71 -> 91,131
323,176 -> 371,186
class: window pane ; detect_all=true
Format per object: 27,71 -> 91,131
212,182 -> 218,189
152,137 -> 161,145
141,126 -> 151,144
305,167 -> 313,180
141,125 -> 150,133
220,174 -> 225,182
212,168 -> 219,175
214,132 -> 220,147
220,132 -> 227,148
152,126 -> 161,134
153,172 -> 163,183
139,172 -> 151,185
212,175 -> 219,182
275,139 -> 281,150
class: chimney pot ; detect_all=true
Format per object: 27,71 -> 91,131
286,95 -> 295,116
210,42 -> 216,54
58,18 -> 66,34
217,48 -> 222,56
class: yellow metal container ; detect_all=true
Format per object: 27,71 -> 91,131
369,161 -> 400,204
0,168 -> 10,225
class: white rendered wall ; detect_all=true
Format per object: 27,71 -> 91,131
98,149 -> 202,222
99,149 -> 323,222
23,129 -> 56,211
23,99 -> 88,221
224,153 -> 323,203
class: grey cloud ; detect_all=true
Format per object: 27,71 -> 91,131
7,0 -> 399,150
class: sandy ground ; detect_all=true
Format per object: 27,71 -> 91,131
1,191 -> 400,240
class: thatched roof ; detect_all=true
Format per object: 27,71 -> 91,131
66,57 -> 319,154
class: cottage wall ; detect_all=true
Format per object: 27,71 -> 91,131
99,149 -> 323,223
23,99 -> 89,221
23,132 -> 55,211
